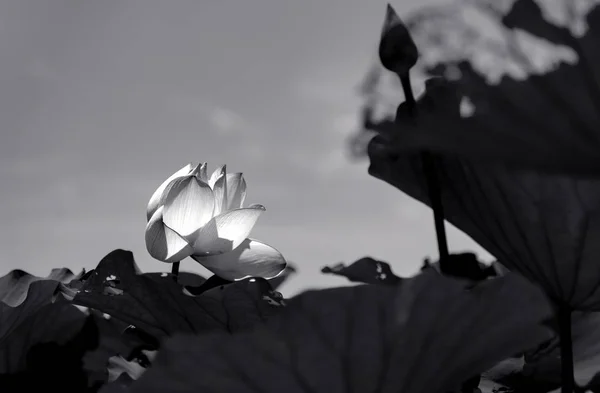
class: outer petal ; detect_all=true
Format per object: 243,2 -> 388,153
145,206 -> 194,262
162,176 -> 215,237
146,163 -> 193,221
208,165 -> 226,188
190,205 -> 265,256
191,238 -> 287,280
212,166 -> 228,216
225,173 -> 246,210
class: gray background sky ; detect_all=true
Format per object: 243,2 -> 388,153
0,0 -> 493,296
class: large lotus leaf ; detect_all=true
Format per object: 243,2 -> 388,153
0,309 -> 100,393
0,267 -> 78,307
71,249 -> 284,339
480,312 -> 600,392
368,141 -> 600,310
82,310 -> 159,389
0,297 -> 88,373
115,271 -> 553,393
0,277 -> 73,345
183,262 -> 296,296
480,357 -> 559,393
514,311 -> 600,389
367,1 -> 600,176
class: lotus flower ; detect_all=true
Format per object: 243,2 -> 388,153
144,163 -> 287,281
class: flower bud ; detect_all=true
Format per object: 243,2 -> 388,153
378,4 -> 419,75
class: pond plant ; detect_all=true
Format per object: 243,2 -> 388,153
2,1 -> 600,392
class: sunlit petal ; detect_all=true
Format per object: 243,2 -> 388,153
145,207 -> 193,262
163,177 -> 215,237
190,205 -> 265,255
146,163 -> 193,221
225,173 -> 246,210
191,238 -> 287,280
212,166 -> 228,216
188,163 -> 204,178
208,164 -> 226,188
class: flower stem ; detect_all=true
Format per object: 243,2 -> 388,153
171,261 -> 180,278
399,73 -> 450,267
559,306 -> 574,393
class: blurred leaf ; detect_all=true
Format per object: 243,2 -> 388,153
0,296 -> 89,373
368,139 -> 600,311
0,268 -> 79,307
516,311 -> 600,389
122,271 -> 553,393
82,310 -> 159,389
71,250 -> 284,340
0,301 -> 99,393
424,252 -> 499,282
321,256 -> 401,285
481,357 -> 557,393
0,277 -> 71,346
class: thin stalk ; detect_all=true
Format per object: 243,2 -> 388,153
171,261 -> 180,279
559,306 -> 575,393
399,73 -> 450,267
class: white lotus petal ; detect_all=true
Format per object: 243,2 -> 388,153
145,207 -> 193,262
189,162 -> 204,178
191,238 -> 287,280
190,205 -> 265,256
212,165 -> 228,216
146,163 -> 193,221
225,173 -> 246,210
208,165 -> 226,188
163,177 -> 215,237
197,162 -> 208,183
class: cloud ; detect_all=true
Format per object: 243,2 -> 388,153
208,106 -> 244,135
330,112 -> 360,136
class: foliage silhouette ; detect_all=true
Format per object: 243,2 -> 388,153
115,271 -> 553,393
71,249 -> 285,339
321,256 -> 402,285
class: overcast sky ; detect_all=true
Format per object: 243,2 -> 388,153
0,0 -> 493,296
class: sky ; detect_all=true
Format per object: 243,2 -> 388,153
0,0 -> 494,296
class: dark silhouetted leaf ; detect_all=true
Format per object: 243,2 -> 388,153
363,2 -> 600,176
510,310 -> 600,389
0,267 -> 78,307
123,271 -> 553,393
0,311 -> 100,393
183,274 -> 231,295
0,297 -> 88,373
481,357 -> 558,393
368,138 -> 600,310
423,252 -> 499,282
176,271 -> 207,287
0,278 -> 73,346
321,256 -> 401,285
82,309 -> 159,388
71,250 -> 284,339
